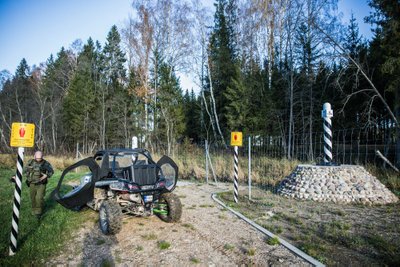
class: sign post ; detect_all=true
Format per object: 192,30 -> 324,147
9,122 -> 35,256
230,132 -> 242,203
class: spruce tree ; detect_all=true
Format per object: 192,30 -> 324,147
367,0 -> 400,167
208,0 -> 239,136
156,62 -> 185,154
62,39 -> 97,151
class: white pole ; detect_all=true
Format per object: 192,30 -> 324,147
205,140 -> 209,184
131,136 -> 138,149
322,103 -> 333,164
9,147 -> 24,256
248,136 -> 251,200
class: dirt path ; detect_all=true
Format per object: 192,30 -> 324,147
48,183 -> 309,266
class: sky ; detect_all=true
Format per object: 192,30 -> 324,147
0,0 -> 374,91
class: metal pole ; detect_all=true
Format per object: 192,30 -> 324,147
9,147 -> 24,256
131,136 -> 138,149
322,103 -> 333,164
248,136 -> 251,200
205,139 -> 209,184
233,146 -> 239,203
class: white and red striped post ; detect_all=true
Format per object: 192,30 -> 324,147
9,147 -> 24,256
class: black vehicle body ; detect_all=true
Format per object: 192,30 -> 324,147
51,148 -> 181,234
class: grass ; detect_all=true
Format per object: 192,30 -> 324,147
190,257 -> 201,264
223,243 -> 234,250
155,146 -> 299,184
246,247 -> 256,256
157,240 -> 171,250
96,238 -> 106,245
218,188 -> 400,266
141,233 -> 157,240
0,168 -> 94,266
266,237 -> 280,246
366,165 -> 400,196
182,223 -> 195,230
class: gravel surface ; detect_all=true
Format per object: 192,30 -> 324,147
48,183 -> 310,266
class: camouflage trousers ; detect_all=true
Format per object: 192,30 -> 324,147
29,183 -> 46,215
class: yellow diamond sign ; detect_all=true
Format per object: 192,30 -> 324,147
10,123 -> 35,147
230,132 -> 243,147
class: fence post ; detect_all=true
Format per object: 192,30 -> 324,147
248,136 -> 251,200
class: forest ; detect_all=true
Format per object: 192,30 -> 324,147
0,0 -> 399,167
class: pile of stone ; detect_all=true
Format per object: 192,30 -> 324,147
278,164 -> 398,205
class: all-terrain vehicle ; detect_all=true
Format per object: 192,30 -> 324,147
51,148 -> 182,235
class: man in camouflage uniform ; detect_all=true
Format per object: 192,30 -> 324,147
23,151 -> 54,218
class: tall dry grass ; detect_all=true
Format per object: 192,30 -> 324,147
0,153 -> 76,170
159,143 -> 299,185
3,148 -> 396,193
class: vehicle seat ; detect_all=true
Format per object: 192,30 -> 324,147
123,164 -> 158,185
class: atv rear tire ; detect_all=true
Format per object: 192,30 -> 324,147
99,200 -> 122,235
157,193 -> 182,223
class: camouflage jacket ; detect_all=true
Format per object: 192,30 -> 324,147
24,159 -> 54,184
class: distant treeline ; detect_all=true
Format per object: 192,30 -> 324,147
0,0 -> 398,166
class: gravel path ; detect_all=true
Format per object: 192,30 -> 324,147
48,183 -> 309,266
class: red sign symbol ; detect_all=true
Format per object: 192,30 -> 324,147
234,135 -> 237,141
19,127 -> 26,138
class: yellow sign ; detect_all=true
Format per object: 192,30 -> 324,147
230,132 -> 243,146
10,123 -> 35,147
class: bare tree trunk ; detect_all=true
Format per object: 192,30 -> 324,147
313,23 -> 399,129
201,90 -> 218,142
396,89 -> 400,168
288,71 -> 294,159
309,83 -> 313,161
206,56 -> 227,148
101,87 -> 106,149
15,88 -> 24,122
51,107 -> 57,154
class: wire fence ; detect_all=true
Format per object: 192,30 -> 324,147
191,127 -> 399,193
246,127 -> 398,167
112,126 -> 398,191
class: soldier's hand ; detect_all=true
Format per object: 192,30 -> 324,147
40,174 -> 48,181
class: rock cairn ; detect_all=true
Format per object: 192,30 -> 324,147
278,165 -> 398,205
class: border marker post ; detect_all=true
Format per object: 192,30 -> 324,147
9,122 -> 35,256
322,103 -> 333,164
231,132 -> 243,203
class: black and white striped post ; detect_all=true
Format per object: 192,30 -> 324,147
322,103 -> 333,164
9,122 -> 35,256
233,145 -> 239,203
231,132 -> 243,203
9,147 -> 24,256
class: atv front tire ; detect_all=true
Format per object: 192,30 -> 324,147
99,200 -> 122,235
157,193 -> 182,223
